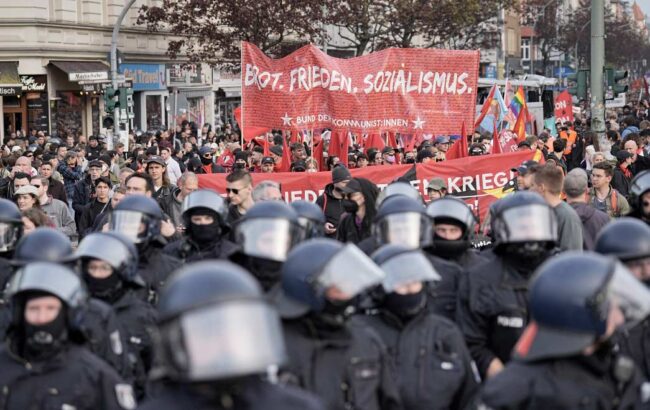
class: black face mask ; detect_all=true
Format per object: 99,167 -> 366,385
383,289 -> 426,320
188,222 -> 222,243
341,199 -> 359,213
500,242 -> 552,274
404,157 -> 416,164
242,256 -> 283,292
200,156 -> 213,166
23,308 -> 68,361
83,271 -> 123,303
430,237 -> 469,260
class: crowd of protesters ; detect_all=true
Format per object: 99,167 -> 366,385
0,101 -> 649,409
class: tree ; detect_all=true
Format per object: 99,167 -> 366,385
137,0 -> 327,67
325,1 -> 391,56
521,0 -> 564,74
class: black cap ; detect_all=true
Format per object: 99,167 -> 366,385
616,150 -> 632,162
88,135 -> 98,141
291,160 -> 307,172
145,156 -> 166,167
270,145 -> 283,157
416,150 -> 435,162
331,166 -> 351,183
261,156 -> 275,165
87,160 -> 103,169
511,160 -> 538,175
339,178 -> 362,194
381,146 -> 395,155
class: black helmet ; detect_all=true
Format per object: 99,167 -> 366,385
595,218 -> 650,262
274,239 -> 384,319
290,200 -> 326,239
426,197 -> 477,257
628,170 -> 650,212
371,244 -> 440,293
13,228 -> 73,266
155,261 -> 286,383
0,198 -> 23,252
373,195 -> 431,249
75,232 -> 140,282
233,201 -> 301,262
181,189 -> 228,228
514,252 -> 650,362
375,181 -> 423,209
110,195 -> 163,244
489,191 -> 558,247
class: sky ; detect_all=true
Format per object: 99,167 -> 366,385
640,1 -> 650,18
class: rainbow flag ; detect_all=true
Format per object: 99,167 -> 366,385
509,86 -> 527,118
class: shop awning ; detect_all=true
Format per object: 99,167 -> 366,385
0,62 -> 22,96
50,61 -> 110,82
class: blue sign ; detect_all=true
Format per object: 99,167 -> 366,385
119,64 -> 166,91
485,65 -> 497,79
553,66 -> 575,77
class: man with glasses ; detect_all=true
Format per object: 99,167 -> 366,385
198,146 -> 225,174
225,170 -> 255,224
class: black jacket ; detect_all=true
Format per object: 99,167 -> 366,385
612,167 -> 632,198
158,188 -> 183,228
630,154 -> 650,176
137,240 -> 183,303
315,184 -> 345,239
139,379 -> 325,410
479,351 -> 649,409
0,343 -> 130,410
456,250 -> 533,378
153,184 -> 175,207
618,317 -> 650,382
77,199 -> 111,239
358,309 -> 479,410
72,175 -> 94,217
570,202 -> 610,251
163,236 -> 241,263
280,315 -> 403,410
336,212 -> 371,244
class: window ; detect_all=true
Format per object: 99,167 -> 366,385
521,38 -> 530,61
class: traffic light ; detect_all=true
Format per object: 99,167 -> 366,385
103,87 -> 118,114
567,69 -> 588,100
605,68 -> 628,97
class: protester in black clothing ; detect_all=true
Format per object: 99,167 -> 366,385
315,165 -> 351,237
336,178 -> 379,244
77,176 -> 112,239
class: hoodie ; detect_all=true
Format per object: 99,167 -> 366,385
570,202 -> 610,251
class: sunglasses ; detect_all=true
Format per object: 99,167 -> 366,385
31,184 -> 41,188
203,154 -> 212,158
226,187 -> 241,195
334,187 -> 344,194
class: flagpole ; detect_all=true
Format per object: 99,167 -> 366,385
239,42 -> 244,148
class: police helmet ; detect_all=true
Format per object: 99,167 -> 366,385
155,261 -> 286,383
233,201 -> 301,262
181,189 -> 228,228
0,198 -> 23,252
514,252 -> 650,362
375,181 -> 423,209
275,239 -> 385,318
75,232 -> 140,283
290,200 -> 326,239
110,195 -> 163,244
489,191 -> 558,247
373,195 -> 431,249
629,170 -> 650,212
371,244 -> 440,293
595,218 -> 650,262
12,228 -> 73,266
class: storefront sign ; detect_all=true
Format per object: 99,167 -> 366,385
167,64 -> 204,86
0,86 -> 21,96
20,76 -> 47,92
120,64 -> 166,91
69,71 -> 109,82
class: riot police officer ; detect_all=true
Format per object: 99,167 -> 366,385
0,198 -> 22,290
358,244 -> 479,409
75,232 -> 157,399
479,252 -> 650,409
3,227 -> 130,379
164,189 -> 240,262
290,200 -> 326,239
595,218 -> 650,381
425,196 -> 486,268
375,181 -> 423,209
138,261 -> 325,410
273,239 -> 403,410
232,201 -> 302,292
628,170 -> 650,224
110,195 -> 181,302
359,195 -> 462,321
457,191 -> 558,380
0,262 -> 135,410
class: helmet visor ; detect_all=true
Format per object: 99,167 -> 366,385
75,234 -> 129,269
316,244 -> 385,298
8,263 -> 86,307
109,210 -> 150,244
0,222 -> 19,252
170,301 -> 286,382
380,251 -> 441,292
498,204 -> 557,243
426,199 -> 476,232
297,216 -> 323,239
607,261 -> 650,324
376,212 -> 431,249
236,218 -> 297,262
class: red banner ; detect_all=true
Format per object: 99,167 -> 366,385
198,150 -> 540,222
554,90 -> 574,125
241,42 -> 480,135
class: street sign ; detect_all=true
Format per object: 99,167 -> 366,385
69,71 -> 109,82
606,93 -> 626,108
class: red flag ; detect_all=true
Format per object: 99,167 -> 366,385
492,121 -> 502,154
446,122 -> 469,160
312,135 -> 324,171
233,106 -> 270,142
387,132 -> 398,148
365,133 -> 385,150
474,84 -> 496,128
278,132 -> 291,172
328,130 -> 349,167
513,105 -> 528,143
